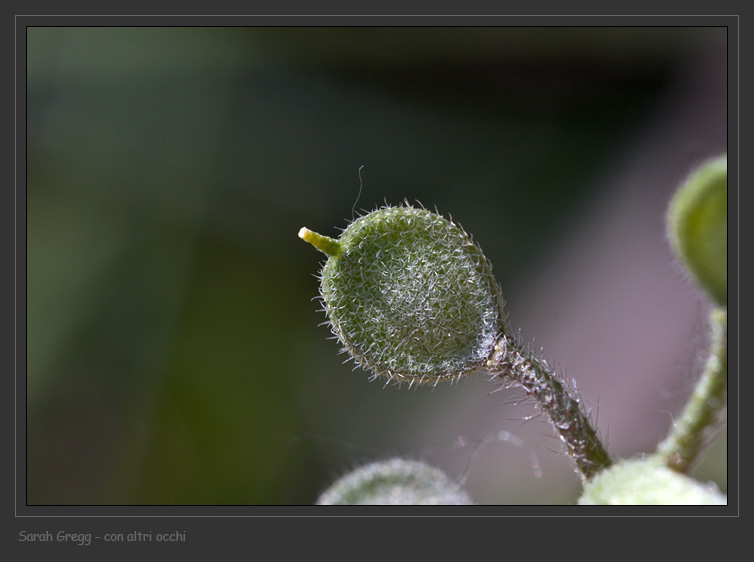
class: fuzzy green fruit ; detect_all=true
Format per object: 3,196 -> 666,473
300,205 -> 506,385
316,458 -> 474,505
578,458 -> 727,505
667,156 -> 727,306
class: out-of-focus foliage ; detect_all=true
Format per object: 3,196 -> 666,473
26,26 -> 726,504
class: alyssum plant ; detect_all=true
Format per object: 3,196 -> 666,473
299,156 -> 728,505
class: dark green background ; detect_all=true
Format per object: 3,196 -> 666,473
26,27 -> 727,505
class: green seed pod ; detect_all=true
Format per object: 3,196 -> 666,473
316,458 -> 475,505
578,457 -> 727,505
667,155 -> 727,306
299,204 -> 506,385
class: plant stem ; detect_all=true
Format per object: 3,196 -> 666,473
488,335 -> 612,481
656,307 -> 727,473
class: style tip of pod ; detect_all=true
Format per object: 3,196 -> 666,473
298,227 -> 342,257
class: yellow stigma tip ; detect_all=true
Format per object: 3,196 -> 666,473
298,227 -> 341,257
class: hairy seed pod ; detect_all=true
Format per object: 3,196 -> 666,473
316,458 -> 475,505
578,457 -> 726,505
666,155 -> 727,307
299,204 -> 506,385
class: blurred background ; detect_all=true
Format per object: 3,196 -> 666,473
26,26 -> 727,505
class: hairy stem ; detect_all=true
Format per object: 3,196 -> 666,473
488,335 -> 612,481
656,307 -> 727,472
